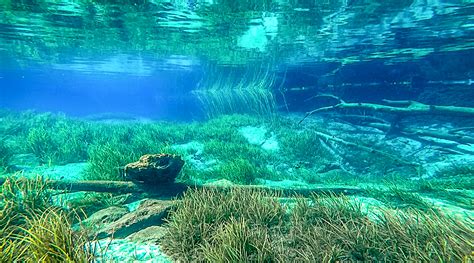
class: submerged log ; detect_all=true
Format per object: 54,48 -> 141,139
0,177 -> 364,198
300,99 -> 474,124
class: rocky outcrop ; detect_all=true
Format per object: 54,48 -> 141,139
96,199 -> 175,239
124,154 -> 185,184
83,206 -> 129,229
127,226 -> 167,244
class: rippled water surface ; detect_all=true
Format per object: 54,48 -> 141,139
1,0 -> 473,74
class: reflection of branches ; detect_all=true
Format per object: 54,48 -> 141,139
193,63 -> 277,118
278,68 -> 289,112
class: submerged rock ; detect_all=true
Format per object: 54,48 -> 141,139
97,199 -> 175,239
124,154 -> 185,184
83,206 -> 129,229
127,226 -> 166,244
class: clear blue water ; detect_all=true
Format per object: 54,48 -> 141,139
1,1 -> 473,118
1,1 -> 474,262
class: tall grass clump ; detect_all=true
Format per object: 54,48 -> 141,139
84,142 -> 139,181
202,158 -> 273,184
0,176 -> 94,262
12,208 -> 93,262
162,188 -> 286,262
0,139 -> 12,172
26,119 -> 92,164
162,189 -> 473,262
290,194 -> 473,262
366,185 -> 435,212
278,129 -> 331,164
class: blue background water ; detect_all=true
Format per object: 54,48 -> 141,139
1,1 -> 473,119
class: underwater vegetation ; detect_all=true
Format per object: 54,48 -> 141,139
163,188 -> 473,262
0,110 -> 473,262
0,176 -> 93,262
0,139 -> 11,173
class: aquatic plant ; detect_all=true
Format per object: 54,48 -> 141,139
289,193 -> 472,262
162,188 -> 286,261
210,158 -> 261,184
0,139 -> 12,172
0,175 -> 52,227
0,176 -> 94,262
278,128 -> 331,165
365,185 -> 435,212
204,139 -> 268,164
200,218 -> 279,262
162,188 -> 473,262
84,142 -> 138,181
13,208 -> 94,262
25,119 -> 92,164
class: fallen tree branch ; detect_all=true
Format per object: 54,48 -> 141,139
311,130 -> 421,170
364,122 -> 474,145
0,177 -> 364,198
299,100 -> 474,124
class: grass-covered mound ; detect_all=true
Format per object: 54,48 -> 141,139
162,188 -> 473,262
0,176 -> 93,262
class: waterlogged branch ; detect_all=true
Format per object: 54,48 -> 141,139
299,99 -> 474,124
0,177 -> 364,197
311,130 -> 421,170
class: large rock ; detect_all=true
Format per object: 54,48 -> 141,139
124,154 -> 185,184
97,199 -> 175,239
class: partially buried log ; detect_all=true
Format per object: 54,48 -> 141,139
0,152 -> 364,198
299,99 -> 474,124
0,177 -> 364,198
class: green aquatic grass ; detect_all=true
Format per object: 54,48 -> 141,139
201,217 -> 279,262
162,188 -> 286,262
163,188 -> 473,262
365,185 -> 435,212
278,128 -> 332,165
0,176 -> 94,262
202,158 -> 273,184
204,139 -> 268,163
12,208 -> 94,262
84,142 -> 138,181
0,109 -> 465,190
289,194 -> 473,262
25,118 -> 92,164
0,175 -> 52,228
0,139 -> 12,172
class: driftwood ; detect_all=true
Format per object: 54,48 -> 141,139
311,130 -> 420,169
300,99 -> 474,124
0,177 -> 364,198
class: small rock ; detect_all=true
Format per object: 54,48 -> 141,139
97,199 -> 175,239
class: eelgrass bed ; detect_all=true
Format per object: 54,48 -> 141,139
162,188 -> 474,262
1,110 -> 473,262
0,177 -> 93,262
1,176 -> 473,262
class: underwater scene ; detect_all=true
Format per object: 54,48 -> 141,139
1,0 -> 473,262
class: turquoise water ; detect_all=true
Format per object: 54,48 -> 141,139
0,1 -> 473,262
